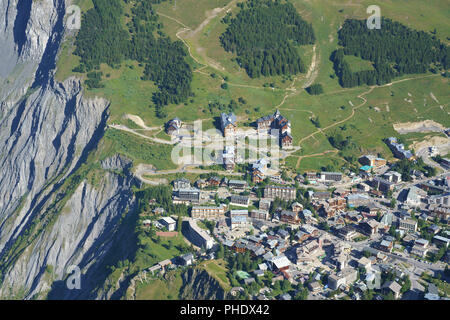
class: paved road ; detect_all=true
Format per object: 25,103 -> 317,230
416,141 -> 450,171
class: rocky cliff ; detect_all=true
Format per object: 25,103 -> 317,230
0,0 -> 137,299
179,268 -> 227,300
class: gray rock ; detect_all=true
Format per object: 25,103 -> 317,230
0,0 -> 138,299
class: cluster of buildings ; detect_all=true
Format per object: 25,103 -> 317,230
256,110 -> 293,148
218,110 -> 294,149
152,122 -> 450,299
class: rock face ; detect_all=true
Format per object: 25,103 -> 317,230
0,0 -> 136,299
179,268 -> 226,300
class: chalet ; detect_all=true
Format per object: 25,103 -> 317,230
229,287 -> 245,297
328,197 -> 347,211
301,209 -> 317,224
295,231 -> 309,243
280,210 -> 301,225
362,203 -> 381,217
427,193 -> 450,206
254,270 -> 265,278
207,176 -> 221,187
142,219 -> 151,227
165,118 -> 182,135
291,202 -> 303,213
428,205 -> 450,220
334,188 -> 350,197
411,239 -> 429,257
256,109 -> 290,133
301,224 -> 319,238
346,211 -> 363,223
281,132 -> 293,149
252,158 -> 269,183
256,114 -> 275,133
427,224 -> 442,235
369,189 -> 384,198
232,241 -> 247,253
256,110 -> 292,148
220,112 -> 236,137
247,244 -> 265,257
195,179 -> 208,189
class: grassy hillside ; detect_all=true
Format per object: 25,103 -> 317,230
55,0 -> 449,173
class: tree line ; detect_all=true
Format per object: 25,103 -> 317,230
331,18 -> 449,87
73,0 -> 192,115
220,0 -> 315,78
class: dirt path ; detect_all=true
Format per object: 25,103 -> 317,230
123,114 -> 161,130
298,74 -> 442,147
301,45 -> 319,89
295,149 -> 339,169
298,86 -> 375,146
109,124 -> 176,145
160,0 -> 238,72
156,11 -> 191,29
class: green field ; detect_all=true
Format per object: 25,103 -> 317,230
135,270 -> 184,300
101,128 -> 177,170
56,0 -> 450,173
200,259 -> 232,291
344,55 -> 375,73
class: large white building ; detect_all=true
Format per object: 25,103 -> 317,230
159,217 -> 177,231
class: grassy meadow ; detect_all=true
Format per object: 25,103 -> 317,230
54,0 -> 449,173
